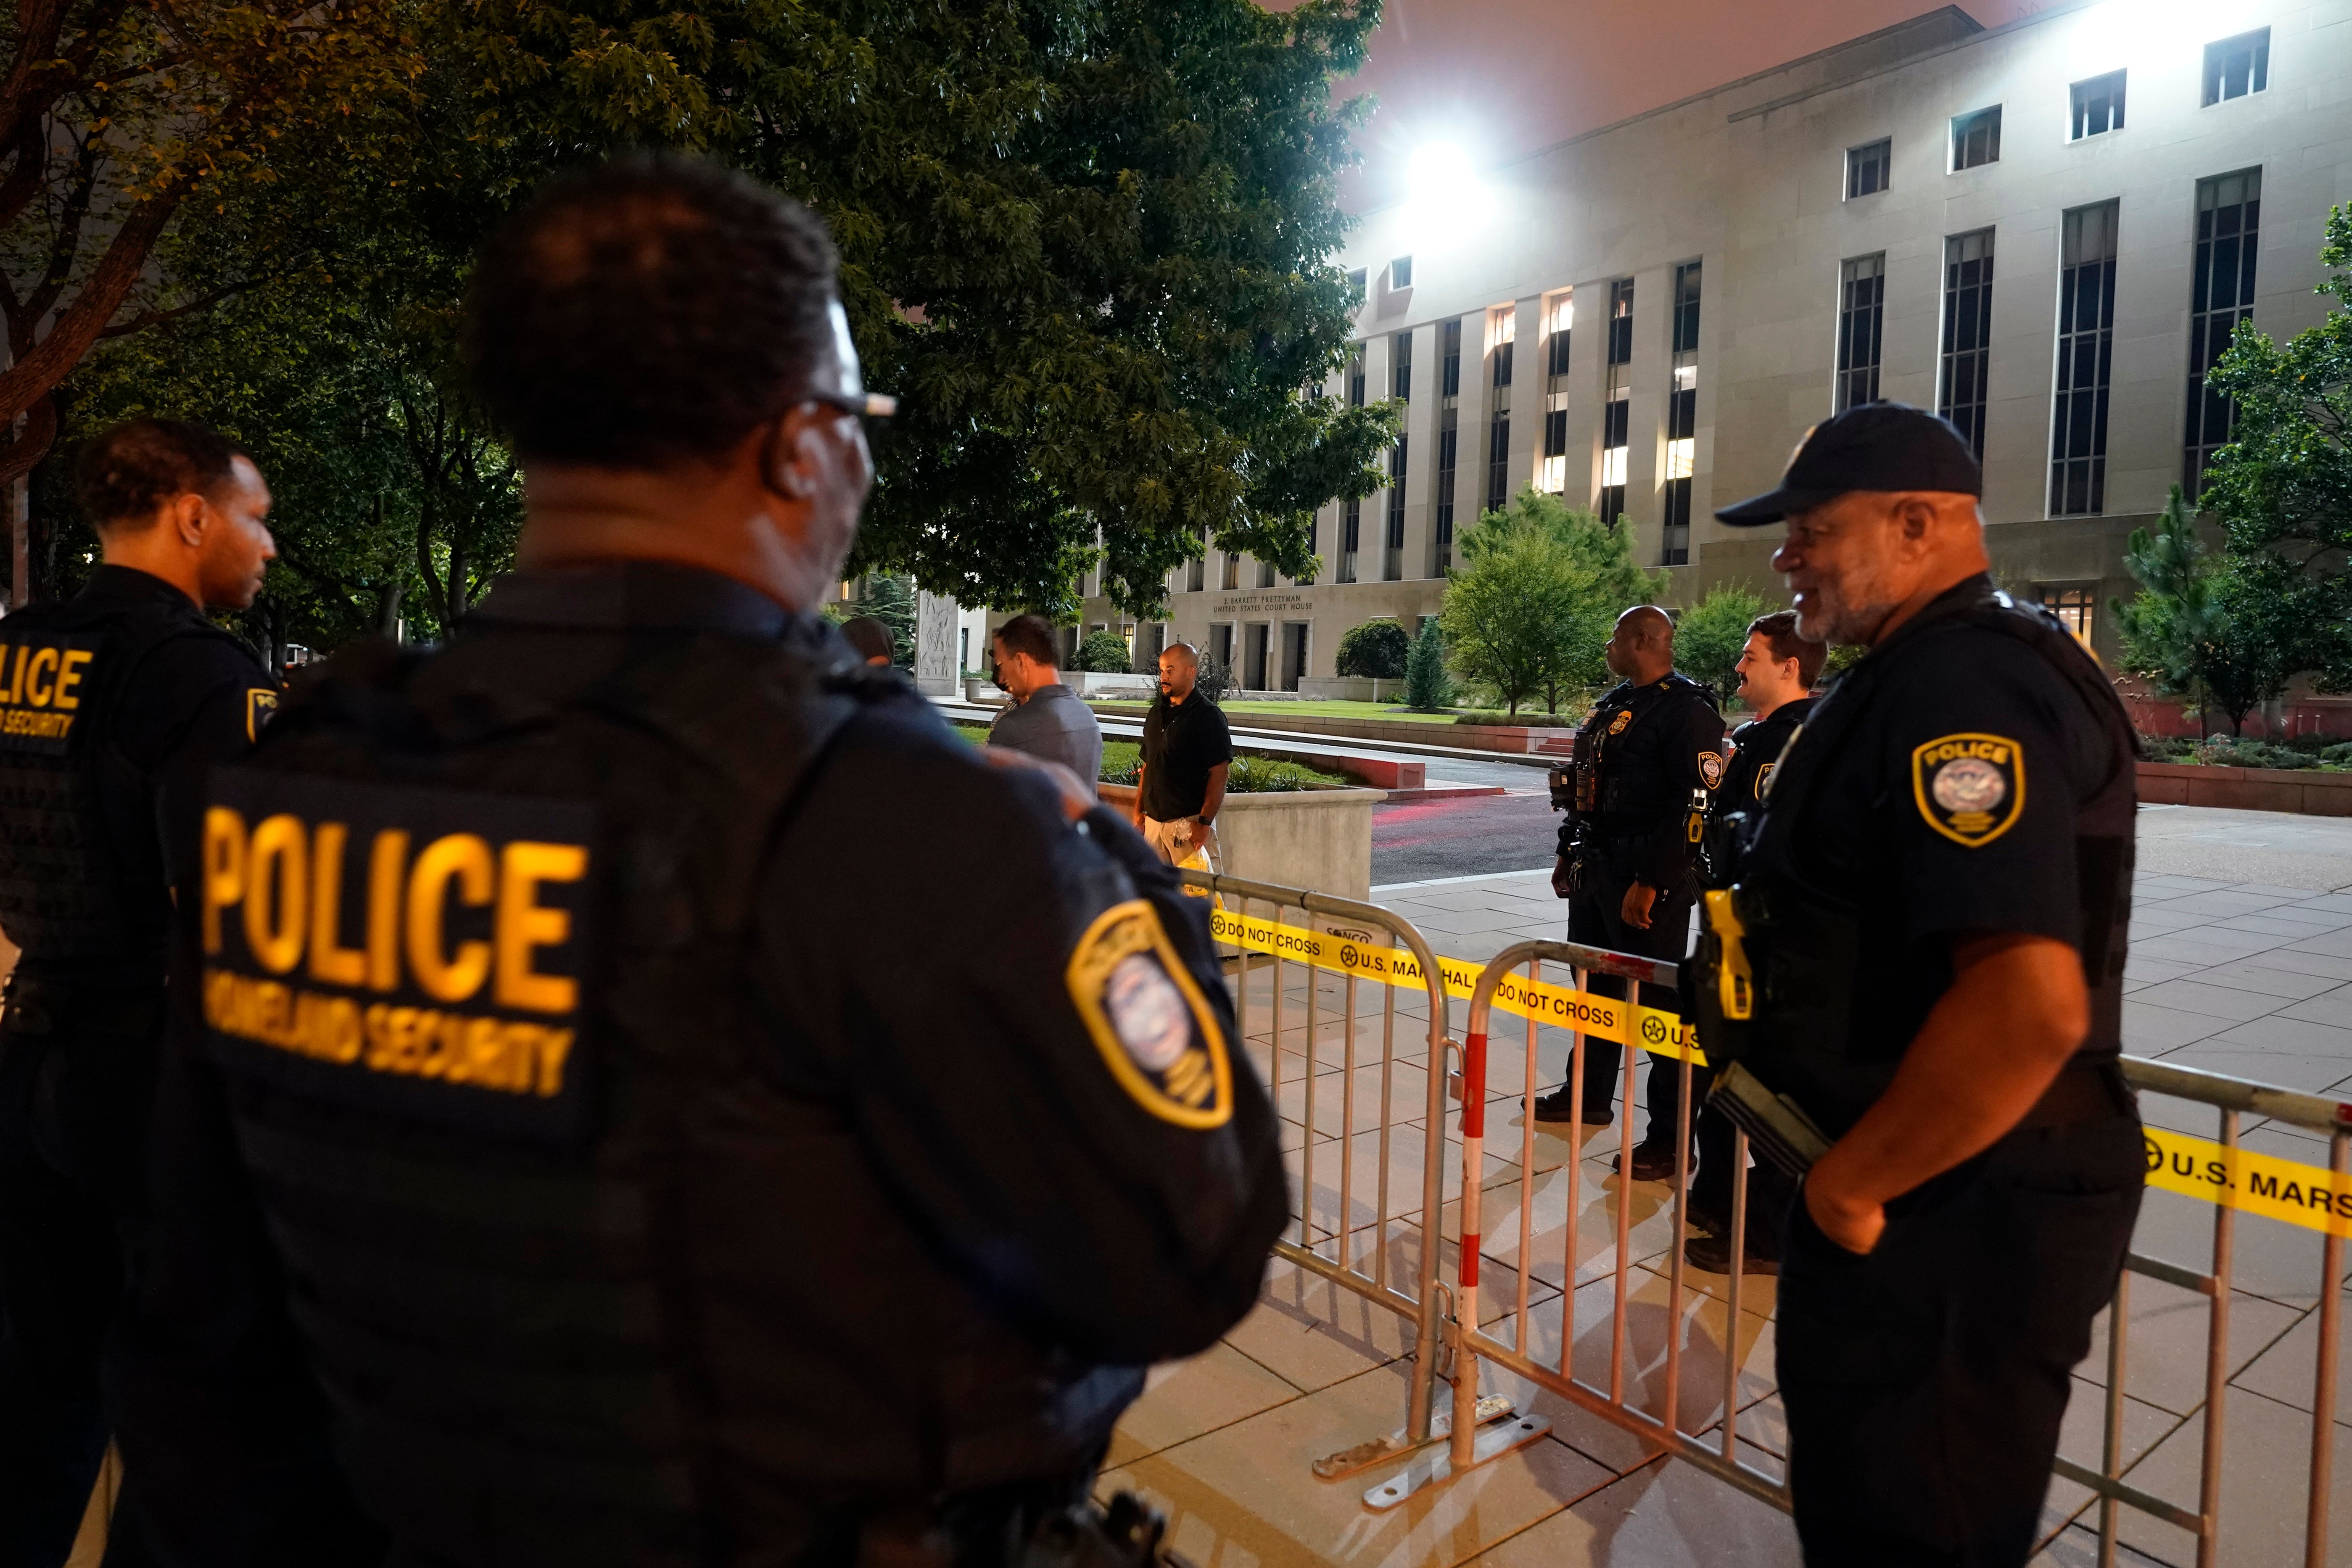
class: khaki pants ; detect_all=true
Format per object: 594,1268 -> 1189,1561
1141,816 -> 1221,876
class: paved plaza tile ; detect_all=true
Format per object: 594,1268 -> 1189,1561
1126,807 -> 2352,1566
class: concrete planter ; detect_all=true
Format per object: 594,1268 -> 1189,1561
1297,676 -> 1402,702
963,677 -> 1006,705
1098,782 -> 1385,901
1065,671 -> 1159,700
2137,761 -> 2352,816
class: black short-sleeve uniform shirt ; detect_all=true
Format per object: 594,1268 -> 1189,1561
1139,693 -> 1233,822
1769,578 -> 2132,1075
1720,697 -> 1815,812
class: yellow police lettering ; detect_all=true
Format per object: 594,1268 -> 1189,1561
365,829 -> 408,991
496,842 -> 585,1014
53,649 -> 89,710
242,813 -> 309,975
405,834 -> 494,1003
202,807 -> 247,955
306,822 -> 367,987
22,647 -> 57,707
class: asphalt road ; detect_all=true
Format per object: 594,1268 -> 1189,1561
1371,789 -> 1560,887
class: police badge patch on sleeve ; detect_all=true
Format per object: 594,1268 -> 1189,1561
1066,900 -> 1232,1129
1912,733 -> 2025,847
245,688 -> 279,742
1698,751 -> 1726,789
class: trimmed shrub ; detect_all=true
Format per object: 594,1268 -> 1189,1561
1073,630 -> 1133,673
1335,619 -> 1410,679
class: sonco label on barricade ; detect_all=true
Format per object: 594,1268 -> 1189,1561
200,768 -> 600,1143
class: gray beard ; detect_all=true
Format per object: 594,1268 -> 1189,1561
1798,594 -> 1895,649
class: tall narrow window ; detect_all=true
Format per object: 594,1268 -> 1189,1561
1346,268 -> 1367,305
1222,550 -> 1240,590
1433,319 -> 1462,576
1188,532 -> 1204,591
1340,499 -> 1360,583
1601,279 -> 1632,525
1662,261 -> 1700,566
1951,106 -> 2001,171
1486,306 -> 1514,520
2203,29 -> 2269,105
2070,71 -> 2126,140
1837,253 -> 1886,412
1846,138 -> 1890,199
2186,168 -> 2261,496
1389,255 -> 1414,289
1302,518 -> 1316,586
1347,343 -> 1366,408
1391,330 -> 1412,403
2051,200 -> 2120,516
1939,228 -> 1996,457
1385,440 -> 1407,581
1540,290 -> 1572,493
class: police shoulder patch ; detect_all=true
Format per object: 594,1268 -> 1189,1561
1066,899 -> 1232,1129
245,687 -> 279,742
1755,761 -> 1776,800
1697,750 -> 1726,789
1911,732 -> 2025,847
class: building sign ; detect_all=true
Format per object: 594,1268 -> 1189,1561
1209,592 -> 1309,616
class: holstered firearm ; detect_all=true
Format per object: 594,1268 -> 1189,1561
1547,763 -> 1574,811
1706,1061 -> 1831,1177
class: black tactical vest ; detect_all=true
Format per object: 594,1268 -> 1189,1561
1690,588 -> 2136,1139
0,591 -> 246,974
197,621 -> 1143,1568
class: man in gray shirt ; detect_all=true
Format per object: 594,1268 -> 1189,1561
987,612 -> 1103,792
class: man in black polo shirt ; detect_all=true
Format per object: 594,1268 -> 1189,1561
1133,641 -> 1232,871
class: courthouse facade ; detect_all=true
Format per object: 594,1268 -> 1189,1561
1090,0 -> 2336,688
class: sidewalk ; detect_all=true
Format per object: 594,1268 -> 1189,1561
1098,805 -> 2352,1567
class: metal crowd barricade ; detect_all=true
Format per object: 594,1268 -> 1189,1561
1177,866 -> 1472,1473
1397,934 -> 2351,1568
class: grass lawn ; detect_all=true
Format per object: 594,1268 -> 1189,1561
1089,698 -> 1463,723
953,723 -> 1346,789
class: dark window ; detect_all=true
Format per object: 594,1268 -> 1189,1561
1663,478 -> 1691,558
1435,319 -> 1461,575
1222,550 -> 1239,590
1837,253 -> 1886,412
1547,325 -> 1570,377
1347,268 -> 1367,304
2070,71 -> 2125,140
1439,318 -> 1462,399
1600,483 -> 1626,527
1258,557 -> 1275,589
1846,138 -> 1891,199
1340,499 -> 1359,583
2186,168 -> 2261,496
1389,254 -> 1413,289
1188,536 -> 1204,592
1671,260 -> 1701,354
1603,280 -> 1631,525
1939,228 -> 1996,457
1544,409 -> 1568,458
2204,29 -> 2269,105
2051,200 -> 2120,517
1385,436 -> 1407,581
1347,344 -> 1365,407
1952,106 -> 2001,171
1602,399 -> 1630,449
1392,330 -> 1412,402
1540,291 -> 1572,494
1487,312 -> 1514,519
1607,278 -> 1634,364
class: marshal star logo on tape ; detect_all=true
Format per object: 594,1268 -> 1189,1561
1067,900 -> 1232,1128
1911,732 -> 2024,847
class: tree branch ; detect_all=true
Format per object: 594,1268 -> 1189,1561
0,174 -> 190,428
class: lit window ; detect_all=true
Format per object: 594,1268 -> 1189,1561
1951,106 -> 2001,171
2039,586 -> 2096,647
2070,71 -> 2125,140
1846,138 -> 1890,199
1666,440 -> 1695,480
1541,454 -> 1567,493
1601,447 -> 1628,488
1662,261 -> 1700,566
2204,29 -> 2269,106
1541,289 -> 1572,495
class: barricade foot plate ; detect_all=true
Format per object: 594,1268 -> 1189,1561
1361,1415 -> 1552,1511
1311,1395 -> 1515,1481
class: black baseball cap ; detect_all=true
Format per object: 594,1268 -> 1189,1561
1715,401 -> 1982,525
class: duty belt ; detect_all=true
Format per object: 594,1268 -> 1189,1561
2014,1057 -> 2133,1131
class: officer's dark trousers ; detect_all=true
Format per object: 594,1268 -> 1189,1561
1777,1114 -> 2144,1568
1568,863 -> 1694,1152
1689,1065 -> 1794,1253
0,979 -> 161,1568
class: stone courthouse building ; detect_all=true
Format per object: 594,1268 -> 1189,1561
1095,0 -> 2332,689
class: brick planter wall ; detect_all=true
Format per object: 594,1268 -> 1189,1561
2137,762 -> 2352,816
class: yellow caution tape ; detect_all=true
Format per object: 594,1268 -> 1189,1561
1212,907 -> 2352,1234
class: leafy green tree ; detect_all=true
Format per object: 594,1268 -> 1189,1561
450,0 -> 1400,618
1074,629 -> 1134,673
1403,615 -> 1452,711
856,575 -> 920,668
2203,202 -> 2352,689
1443,486 -> 1661,716
1672,584 -> 1769,708
1335,618 -> 1409,678
2114,484 -> 2314,736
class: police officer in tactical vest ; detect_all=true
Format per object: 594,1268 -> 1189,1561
1693,403 -> 2141,1567
1682,610 -> 1819,1278
0,418 -> 278,1563
1534,607 -> 1725,1183
113,156 -> 1287,1567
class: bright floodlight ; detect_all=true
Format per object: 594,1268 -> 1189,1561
1400,140 -> 1491,248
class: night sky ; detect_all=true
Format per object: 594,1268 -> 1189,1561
1333,0 -> 2043,210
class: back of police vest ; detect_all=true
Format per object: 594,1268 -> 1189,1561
195,622 -> 1138,1567
0,595 -> 219,970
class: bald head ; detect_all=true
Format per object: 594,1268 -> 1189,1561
1770,490 -> 1988,647
1605,604 -> 1676,685
1158,641 -> 1200,702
